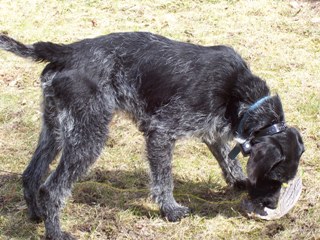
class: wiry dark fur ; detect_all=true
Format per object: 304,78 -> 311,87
0,32 -> 304,239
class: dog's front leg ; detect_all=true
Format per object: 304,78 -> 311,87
203,138 -> 247,190
146,130 -> 189,221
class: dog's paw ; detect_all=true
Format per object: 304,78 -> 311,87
231,179 -> 248,191
161,204 -> 190,222
46,231 -> 77,240
60,232 -> 77,240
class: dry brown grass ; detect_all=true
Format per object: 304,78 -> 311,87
0,0 -> 319,239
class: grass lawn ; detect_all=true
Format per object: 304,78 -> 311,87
0,0 -> 319,239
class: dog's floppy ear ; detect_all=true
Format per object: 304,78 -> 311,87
247,141 -> 284,185
267,127 -> 304,182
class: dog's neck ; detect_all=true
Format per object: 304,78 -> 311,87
236,96 -> 271,138
235,96 -> 284,138
228,95 -> 286,159
227,68 -> 285,134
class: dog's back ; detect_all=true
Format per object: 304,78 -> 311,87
0,32 -> 251,115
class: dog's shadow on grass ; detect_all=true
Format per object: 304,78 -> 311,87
0,169 -> 246,239
73,168 -> 246,220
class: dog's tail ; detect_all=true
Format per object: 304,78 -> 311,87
0,34 -> 71,63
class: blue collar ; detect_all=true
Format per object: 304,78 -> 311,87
228,96 -> 287,159
236,96 -> 270,137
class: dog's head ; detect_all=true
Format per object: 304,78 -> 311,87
235,95 -> 305,209
246,126 -> 304,209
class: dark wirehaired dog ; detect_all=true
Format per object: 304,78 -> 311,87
0,32 -> 304,239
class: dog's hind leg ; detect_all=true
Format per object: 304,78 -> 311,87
146,130 -> 189,222
203,138 -> 247,190
22,101 -> 60,222
37,107 -> 112,239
